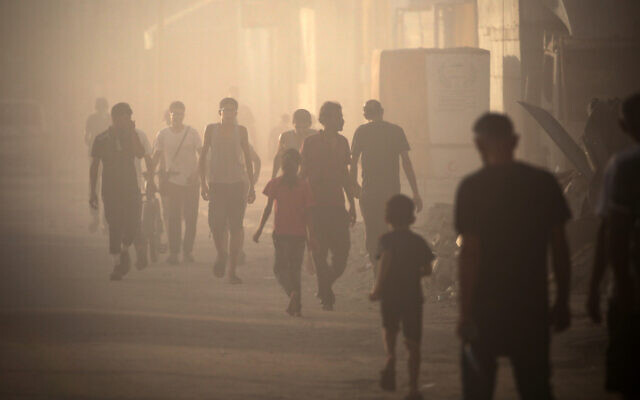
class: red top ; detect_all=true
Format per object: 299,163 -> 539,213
300,132 -> 351,208
263,176 -> 314,237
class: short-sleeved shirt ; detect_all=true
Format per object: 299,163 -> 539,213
155,125 -> 202,186
301,131 -> 351,208
351,120 -> 410,194
279,128 -> 316,153
377,229 -> 434,307
91,127 -> 142,200
454,162 -> 571,344
205,123 -> 249,184
263,176 -> 314,237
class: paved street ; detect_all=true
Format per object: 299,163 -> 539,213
0,164 -> 616,399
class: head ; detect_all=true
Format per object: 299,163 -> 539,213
169,100 -> 185,127
385,194 -> 416,229
219,97 -> 238,123
292,109 -> 312,131
620,92 -> 640,142
472,113 -> 519,165
110,102 -> 133,130
318,101 -> 344,133
281,148 -> 301,176
363,99 -> 383,121
95,97 -> 108,113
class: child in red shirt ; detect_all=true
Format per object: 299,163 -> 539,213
254,149 -> 314,316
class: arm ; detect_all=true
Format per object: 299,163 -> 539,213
370,250 -> 392,301
350,149 -> 362,198
458,234 -> 480,341
251,148 -> 261,185
550,224 -> 572,332
241,132 -> 256,204
401,151 -> 423,212
587,220 -> 607,323
253,197 -> 274,242
272,135 -> 286,178
199,128 -> 211,200
89,157 -> 100,209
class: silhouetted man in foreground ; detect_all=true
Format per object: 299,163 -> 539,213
587,93 -> 640,399
301,101 -> 356,310
351,100 -> 422,272
90,103 -> 148,280
455,113 -> 571,400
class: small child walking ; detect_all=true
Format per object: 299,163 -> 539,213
369,194 -> 434,400
254,149 -> 314,316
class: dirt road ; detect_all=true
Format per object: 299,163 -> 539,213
0,165 -> 615,399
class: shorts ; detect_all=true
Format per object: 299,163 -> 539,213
208,181 -> 247,236
381,301 -> 423,342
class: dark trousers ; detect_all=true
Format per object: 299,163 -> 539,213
310,206 -> 350,306
462,338 -> 554,400
606,301 -> 640,397
104,193 -> 141,255
166,182 -> 199,255
359,188 -> 395,267
273,234 -> 306,296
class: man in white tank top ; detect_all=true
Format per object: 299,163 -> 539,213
199,97 -> 256,284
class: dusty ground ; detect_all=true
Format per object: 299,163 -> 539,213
0,160 -> 616,400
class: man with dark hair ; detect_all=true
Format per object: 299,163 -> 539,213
85,97 -> 111,233
351,99 -> 422,273
455,112 -> 572,399
587,92 -> 640,399
152,101 -> 202,265
200,97 -> 256,284
90,103 -> 149,280
301,101 -> 356,310
272,109 -> 316,178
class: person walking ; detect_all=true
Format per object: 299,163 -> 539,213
89,103 -> 149,281
152,101 -> 202,265
350,100 -> 422,273
455,113 -> 572,400
272,109 -> 316,178
369,194 -> 434,400
254,149 -> 313,316
587,93 -> 640,399
200,97 -> 256,284
301,101 -> 356,310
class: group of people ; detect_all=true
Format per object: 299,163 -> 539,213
85,92 -> 640,400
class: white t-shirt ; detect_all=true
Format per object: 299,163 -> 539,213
155,125 -> 202,186
135,129 -> 152,191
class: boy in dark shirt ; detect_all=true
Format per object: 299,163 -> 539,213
369,194 -> 434,400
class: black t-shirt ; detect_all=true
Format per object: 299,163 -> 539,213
454,162 -> 571,342
351,120 -> 410,195
377,229 -> 434,307
91,127 -> 141,201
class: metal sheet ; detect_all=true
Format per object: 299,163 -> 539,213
518,101 -> 593,179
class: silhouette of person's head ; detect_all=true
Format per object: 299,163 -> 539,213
473,113 -> 518,166
111,102 -> 133,130
363,99 -> 383,121
292,109 -> 312,130
219,97 -> 238,123
282,148 -> 301,175
385,194 -> 416,228
95,97 -> 108,113
169,101 -> 185,127
620,92 -> 640,142
318,102 -> 344,133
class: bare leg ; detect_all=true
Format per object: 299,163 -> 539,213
383,328 -> 397,371
405,338 -> 421,395
227,227 -> 243,282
